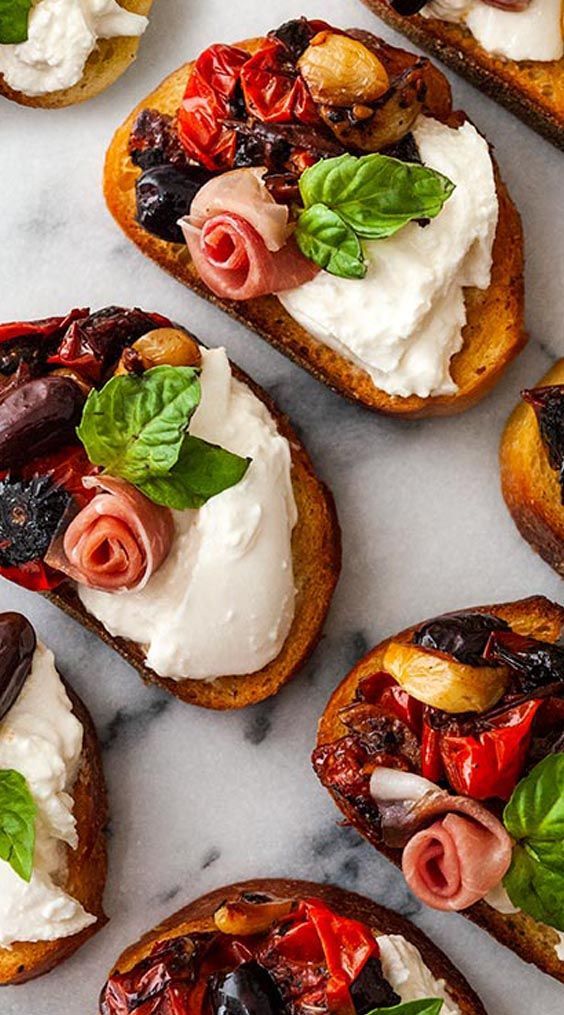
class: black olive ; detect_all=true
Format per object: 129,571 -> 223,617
350,956 -> 401,1013
208,961 -> 284,1015
270,18 -> 316,61
135,165 -> 213,243
484,630 -> 564,693
0,475 -> 70,567
414,610 -> 509,666
0,613 -> 36,722
390,0 -> 428,15
0,376 -> 85,471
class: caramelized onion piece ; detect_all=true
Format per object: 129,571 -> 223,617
319,62 -> 427,153
214,894 -> 294,936
383,640 -> 510,714
298,31 -> 390,107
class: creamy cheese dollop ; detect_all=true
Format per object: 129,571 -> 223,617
0,643 -> 94,948
378,935 -> 461,1014
423,0 -> 564,62
79,348 -> 298,681
0,0 -> 148,97
279,117 -> 498,400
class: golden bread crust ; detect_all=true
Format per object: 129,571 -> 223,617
316,596 -> 564,983
104,877 -> 487,1015
0,0 -> 153,108
0,686 -> 108,985
103,39 -> 525,418
500,360 -> 564,576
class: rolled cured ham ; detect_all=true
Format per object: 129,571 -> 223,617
189,167 -> 291,251
401,806 -> 513,911
181,213 -> 319,301
45,475 -> 174,592
369,766 -> 513,912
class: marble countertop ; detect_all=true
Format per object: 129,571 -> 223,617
1,0 -> 563,1012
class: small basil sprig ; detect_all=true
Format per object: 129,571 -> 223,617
295,153 -> 455,280
0,0 -> 33,44
0,769 -> 36,882
367,1000 -> 443,1015
78,366 -> 250,510
502,753 -> 564,931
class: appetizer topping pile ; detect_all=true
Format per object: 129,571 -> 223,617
100,892 -> 446,1015
313,610 -> 564,929
0,309 -> 250,593
523,384 -> 564,502
130,19 -> 456,287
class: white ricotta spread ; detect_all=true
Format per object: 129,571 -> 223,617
422,0 -> 564,63
485,883 -> 564,961
378,934 -> 461,1014
79,348 -> 298,681
279,117 -> 498,400
0,643 -> 94,948
0,0 -> 148,97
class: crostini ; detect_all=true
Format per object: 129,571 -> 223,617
0,0 -> 152,108
0,307 -> 340,709
359,1 -> 564,148
0,611 -> 107,985
104,17 -> 525,418
500,360 -> 564,576
98,878 -> 487,1014
313,596 -> 564,982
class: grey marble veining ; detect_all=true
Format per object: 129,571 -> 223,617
1,0 -> 563,1012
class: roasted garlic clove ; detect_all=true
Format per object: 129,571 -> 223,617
115,328 -> 202,374
213,895 -> 294,936
319,63 -> 426,153
298,31 -> 389,108
383,640 -> 511,714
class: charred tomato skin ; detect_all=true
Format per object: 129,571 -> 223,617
0,475 -> 70,568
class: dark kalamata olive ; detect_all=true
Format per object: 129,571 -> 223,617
390,0 -> 428,14
484,630 -> 564,693
0,376 -> 85,471
208,961 -> 284,1015
522,386 -> 564,502
135,165 -> 213,243
0,613 -> 36,721
270,17 -> 317,61
414,610 -> 509,666
350,956 -> 401,1013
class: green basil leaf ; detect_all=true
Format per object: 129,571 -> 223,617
365,999 -> 443,1015
299,153 -> 455,240
502,754 -> 564,930
503,843 -> 564,932
504,754 -> 564,843
77,366 -> 201,485
295,204 -> 366,279
0,0 -> 32,44
138,435 -> 251,510
0,769 -> 36,883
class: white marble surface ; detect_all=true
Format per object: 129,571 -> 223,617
1,0 -> 563,1012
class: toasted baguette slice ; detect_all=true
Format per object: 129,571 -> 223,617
0,0 -> 153,108
316,595 -> 564,983
0,685 -> 108,985
104,37 -> 525,418
501,360 -> 564,576
45,339 -> 340,710
359,1 -> 564,149
103,877 -> 487,1015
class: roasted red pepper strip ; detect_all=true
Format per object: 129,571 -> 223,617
277,899 -> 378,1011
439,699 -> 544,800
421,717 -> 444,783
240,39 -> 321,125
359,671 -> 423,735
0,308 -> 88,345
177,43 -> 249,170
